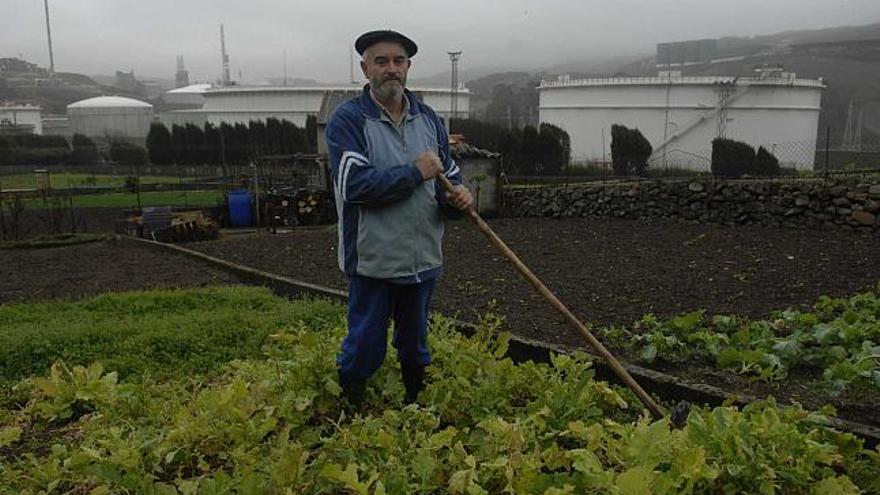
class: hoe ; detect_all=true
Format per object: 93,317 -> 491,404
439,174 -> 688,424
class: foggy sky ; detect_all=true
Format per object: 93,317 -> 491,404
3,0 -> 880,85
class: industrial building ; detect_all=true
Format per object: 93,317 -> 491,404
538,70 -> 825,170
160,86 -> 471,130
161,83 -> 211,108
67,96 -> 153,146
0,104 -> 43,134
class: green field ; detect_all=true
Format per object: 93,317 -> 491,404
0,286 -> 877,493
0,173 -> 186,190
21,190 -> 224,209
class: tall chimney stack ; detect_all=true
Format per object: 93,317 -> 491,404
220,24 -> 231,86
44,0 -> 55,78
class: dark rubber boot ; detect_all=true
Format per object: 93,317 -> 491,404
670,400 -> 691,429
401,364 -> 425,405
339,372 -> 366,409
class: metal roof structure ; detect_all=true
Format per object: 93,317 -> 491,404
167,84 -> 212,94
68,96 -> 152,109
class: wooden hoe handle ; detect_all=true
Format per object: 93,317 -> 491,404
438,173 -> 666,419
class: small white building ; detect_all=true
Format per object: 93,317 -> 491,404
0,104 -> 42,134
162,85 -> 471,130
538,71 -> 825,170
67,96 -> 153,145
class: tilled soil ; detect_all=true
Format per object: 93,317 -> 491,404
188,218 -> 880,339
3,218 -> 879,425
0,238 -> 245,304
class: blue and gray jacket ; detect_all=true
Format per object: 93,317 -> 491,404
325,86 -> 463,283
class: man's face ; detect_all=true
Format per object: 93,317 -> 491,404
360,41 -> 411,102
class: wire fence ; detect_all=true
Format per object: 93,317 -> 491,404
561,134 -> 880,182
647,139 -> 820,173
0,154 -> 335,241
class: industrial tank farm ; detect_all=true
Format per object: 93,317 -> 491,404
539,71 -> 825,170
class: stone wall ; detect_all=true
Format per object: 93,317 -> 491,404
503,179 -> 880,233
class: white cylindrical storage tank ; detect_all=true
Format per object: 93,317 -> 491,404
415,87 -> 471,125
201,87 -> 328,127
67,96 -> 153,146
539,74 -> 825,170
197,86 -> 471,129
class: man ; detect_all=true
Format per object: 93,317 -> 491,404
325,29 -> 473,407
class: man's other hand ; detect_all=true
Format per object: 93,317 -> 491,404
446,184 -> 473,211
414,151 -> 443,181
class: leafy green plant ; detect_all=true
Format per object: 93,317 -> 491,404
604,288 -> 880,394
29,361 -> 118,423
1,287 -> 876,493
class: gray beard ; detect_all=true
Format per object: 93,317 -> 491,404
372,79 -> 405,101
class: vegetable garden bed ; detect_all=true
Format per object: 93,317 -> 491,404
184,217 -> 880,427
2,216 -> 879,431
1,287 -> 878,493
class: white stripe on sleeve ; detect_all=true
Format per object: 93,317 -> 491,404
340,151 -> 368,202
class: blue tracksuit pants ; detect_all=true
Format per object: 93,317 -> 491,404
337,275 -> 437,381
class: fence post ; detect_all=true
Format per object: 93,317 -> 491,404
824,125 -> 830,184
135,158 -> 142,210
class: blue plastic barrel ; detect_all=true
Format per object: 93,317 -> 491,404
227,189 -> 253,227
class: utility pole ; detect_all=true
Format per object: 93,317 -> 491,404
252,161 -> 260,228
602,128 -> 607,182
447,51 -> 462,127
219,124 -> 227,179
350,41 -> 357,84
662,71 -> 672,170
43,0 -> 55,79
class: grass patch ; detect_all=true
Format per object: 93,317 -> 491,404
0,173 -> 186,190
0,286 -> 343,382
0,233 -> 113,250
21,190 -> 224,209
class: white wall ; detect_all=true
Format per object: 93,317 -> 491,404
539,78 -> 823,169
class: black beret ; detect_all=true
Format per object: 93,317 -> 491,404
355,30 -> 418,57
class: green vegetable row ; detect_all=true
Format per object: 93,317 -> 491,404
602,288 -> 880,394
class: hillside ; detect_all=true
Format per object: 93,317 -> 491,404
0,58 -> 155,114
